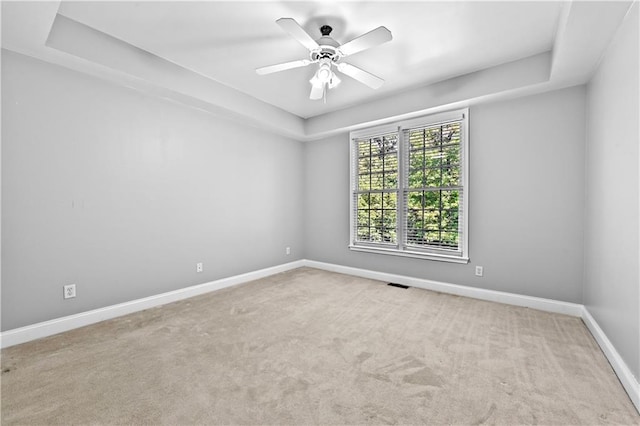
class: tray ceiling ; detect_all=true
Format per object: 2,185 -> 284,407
1,1 -> 634,139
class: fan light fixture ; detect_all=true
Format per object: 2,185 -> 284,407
310,60 -> 340,91
328,73 -> 341,89
317,63 -> 331,81
256,18 -> 392,101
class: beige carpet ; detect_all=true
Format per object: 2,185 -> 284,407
1,267 -> 638,425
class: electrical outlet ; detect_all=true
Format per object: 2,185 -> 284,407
63,284 -> 76,299
475,266 -> 484,277
196,262 -> 203,273
286,246 -> 291,255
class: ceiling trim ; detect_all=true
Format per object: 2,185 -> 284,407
304,51 -> 551,140
1,1 -> 633,142
550,1 -> 633,85
45,13 -> 305,140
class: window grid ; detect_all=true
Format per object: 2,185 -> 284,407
350,109 -> 468,262
355,133 -> 398,245
404,123 -> 462,251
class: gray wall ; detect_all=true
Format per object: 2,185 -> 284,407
1,50 -> 305,331
305,86 -> 586,303
584,3 -> 639,379
2,17 -> 638,390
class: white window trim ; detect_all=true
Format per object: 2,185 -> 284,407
349,108 -> 469,264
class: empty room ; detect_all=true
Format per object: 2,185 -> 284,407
1,1 -> 639,424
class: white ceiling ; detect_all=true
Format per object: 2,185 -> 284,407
1,1 -> 634,139
54,1 -> 562,119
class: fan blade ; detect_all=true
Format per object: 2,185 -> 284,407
336,62 -> 384,89
276,18 -> 319,51
256,59 -> 311,75
338,26 -> 392,57
310,83 -> 324,100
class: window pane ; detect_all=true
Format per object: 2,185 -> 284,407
370,155 -> 383,173
441,166 -> 460,186
440,232 -> 459,246
357,227 -> 370,240
358,157 -> 371,175
369,227 -> 382,242
424,231 -> 441,243
408,169 -> 423,189
424,190 -> 439,206
355,189 -> 397,244
407,123 -> 461,191
409,151 -> 425,170
407,208 -> 422,228
370,173 -> 383,190
383,192 -> 397,209
440,190 -> 459,208
383,209 -> 397,228
357,135 -> 398,189
367,193 -> 379,209
405,188 -> 460,250
358,174 -> 370,191
358,141 -> 370,157
358,193 -> 370,208
384,172 -> 397,189
425,167 -> 441,187
370,208 -> 382,223
441,209 -> 459,230
442,145 -> 460,164
407,191 -> 423,210
409,131 -> 425,151
357,209 -> 369,227
371,135 -> 398,156
385,155 -> 398,170
424,209 -> 440,228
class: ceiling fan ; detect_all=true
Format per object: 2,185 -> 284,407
256,18 -> 392,101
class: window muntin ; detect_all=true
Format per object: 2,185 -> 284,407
349,110 -> 468,263
404,122 -> 462,251
354,133 -> 398,245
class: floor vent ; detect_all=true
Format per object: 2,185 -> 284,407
387,283 -> 409,289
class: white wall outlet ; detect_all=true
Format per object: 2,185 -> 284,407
196,262 -> 203,273
285,246 -> 291,255
475,266 -> 484,277
63,284 -> 76,299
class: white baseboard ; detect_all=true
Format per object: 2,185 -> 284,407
0,260 -> 305,349
303,260 -> 584,317
2,258 -> 638,415
581,307 -> 640,413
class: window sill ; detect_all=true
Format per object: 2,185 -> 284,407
348,245 -> 469,264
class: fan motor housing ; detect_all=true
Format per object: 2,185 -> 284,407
317,35 -> 340,48
308,24 -> 341,62
311,47 -> 339,62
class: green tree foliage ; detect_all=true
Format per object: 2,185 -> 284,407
356,123 -> 461,249
356,134 -> 398,243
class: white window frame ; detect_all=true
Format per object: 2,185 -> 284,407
349,108 -> 469,264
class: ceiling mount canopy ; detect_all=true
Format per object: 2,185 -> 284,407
320,25 -> 333,36
256,17 -> 392,101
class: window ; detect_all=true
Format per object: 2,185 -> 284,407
350,109 -> 469,263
